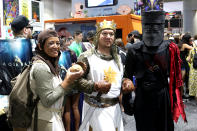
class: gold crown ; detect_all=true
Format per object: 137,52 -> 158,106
96,20 -> 116,33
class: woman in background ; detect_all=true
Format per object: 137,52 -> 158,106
187,35 -> 197,101
178,34 -> 193,98
60,37 -> 80,131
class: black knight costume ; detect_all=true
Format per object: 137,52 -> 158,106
124,0 -> 187,131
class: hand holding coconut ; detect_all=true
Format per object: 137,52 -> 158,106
61,62 -> 86,89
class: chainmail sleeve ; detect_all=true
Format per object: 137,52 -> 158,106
73,50 -> 95,94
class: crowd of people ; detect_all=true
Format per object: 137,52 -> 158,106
165,32 -> 197,101
1,9 -> 197,131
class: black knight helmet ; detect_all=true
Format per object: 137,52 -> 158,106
141,0 -> 165,47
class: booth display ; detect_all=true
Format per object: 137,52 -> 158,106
45,14 -> 142,45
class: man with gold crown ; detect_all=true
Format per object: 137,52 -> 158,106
124,0 -> 187,131
73,19 -> 134,131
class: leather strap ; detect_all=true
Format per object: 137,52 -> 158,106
84,94 -> 119,108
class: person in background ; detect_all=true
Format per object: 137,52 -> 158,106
76,20 -> 134,131
173,33 -> 181,45
125,30 -> 141,50
68,30 -> 84,131
187,39 -> 197,101
115,38 -> 126,52
60,37 -> 80,131
0,15 -> 34,131
115,38 -> 127,66
178,34 -> 193,98
28,29 -> 83,131
83,30 -> 96,50
11,15 -> 33,39
58,27 -> 72,39
169,36 -> 175,42
61,37 -> 74,52
115,38 -> 127,112
69,31 -> 84,57
164,32 -> 169,40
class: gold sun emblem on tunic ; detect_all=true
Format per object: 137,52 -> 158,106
104,66 -> 117,84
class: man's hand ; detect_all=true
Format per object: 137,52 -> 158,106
94,80 -> 111,94
122,78 -> 135,94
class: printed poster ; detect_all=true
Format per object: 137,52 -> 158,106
32,1 -> 40,22
0,39 -> 33,95
21,0 -> 29,18
4,26 -> 13,39
3,0 -> 19,26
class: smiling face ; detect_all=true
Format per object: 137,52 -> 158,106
43,37 -> 60,58
98,29 -> 115,49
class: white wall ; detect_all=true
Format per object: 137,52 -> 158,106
193,11 -> 197,35
43,0 -> 54,20
42,0 -> 71,20
183,0 -> 197,35
53,0 -> 71,19
163,1 -> 183,12
42,0 -> 71,29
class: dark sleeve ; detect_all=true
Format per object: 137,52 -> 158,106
70,50 -> 77,63
33,63 -> 67,108
124,48 -> 135,80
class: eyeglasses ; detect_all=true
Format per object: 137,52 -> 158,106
101,32 -> 115,37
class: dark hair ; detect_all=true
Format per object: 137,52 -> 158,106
59,37 -> 73,47
11,15 -> 29,33
128,30 -> 140,39
178,34 -> 192,53
67,37 -> 74,42
115,38 -> 126,50
58,27 -> 67,32
87,30 -> 96,39
59,37 -> 66,47
174,37 -> 180,45
32,31 -> 41,44
74,31 -> 82,36
182,34 -> 192,45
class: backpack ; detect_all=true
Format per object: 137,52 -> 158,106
7,61 -> 40,129
193,48 -> 197,69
